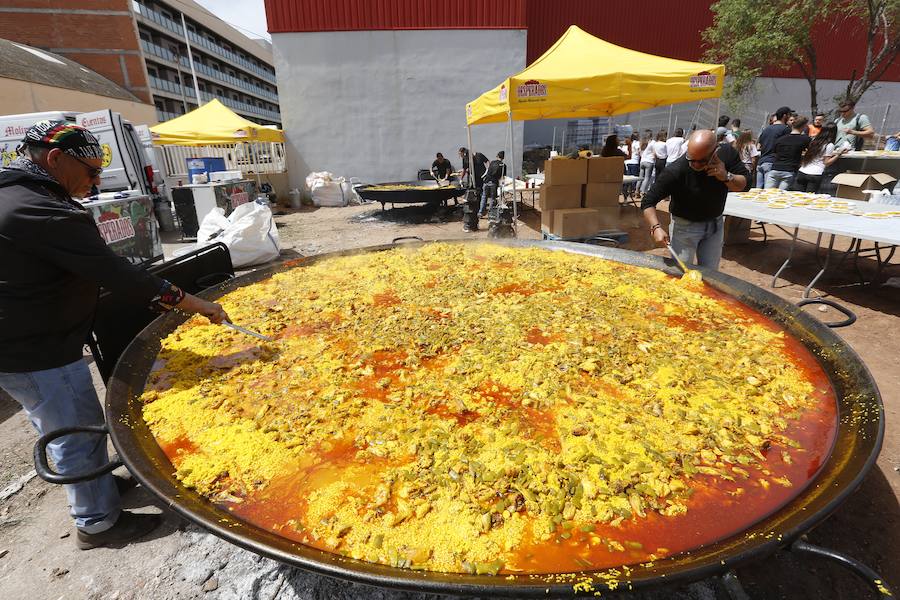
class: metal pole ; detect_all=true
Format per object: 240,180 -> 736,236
181,12 -> 202,106
508,111 -> 518,230
667,104 -> 674,134
466,125 -> 474,189
715,97 -> 721,129
552,127 -> 557,153
673,116 -> 678,134
876,104 -> 891,149
172,51 -> 188,113
561,129 -> 567,157
637,111 -> 643,133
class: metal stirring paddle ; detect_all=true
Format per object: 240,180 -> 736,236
666,243 -> 703,283
222,321 -> 273,341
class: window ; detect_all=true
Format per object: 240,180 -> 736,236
147,67 -> 157,77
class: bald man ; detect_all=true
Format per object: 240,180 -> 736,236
641,130 -> 748,269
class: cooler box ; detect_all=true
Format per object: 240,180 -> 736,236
186,157 -> 227,183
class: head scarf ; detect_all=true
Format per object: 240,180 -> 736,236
20,120 -> 103,160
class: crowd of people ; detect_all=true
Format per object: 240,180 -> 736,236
600,100 -> 877,200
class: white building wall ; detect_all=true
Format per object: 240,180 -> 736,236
272,29 -> 526,191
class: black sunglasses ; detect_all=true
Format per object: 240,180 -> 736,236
68,154 -> 103,178
686,149 -> 716,166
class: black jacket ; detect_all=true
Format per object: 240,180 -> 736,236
0,167 -> 166,372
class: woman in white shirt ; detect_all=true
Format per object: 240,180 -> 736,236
639,132 -> 656,194
792,123 -> 845,193
652,130 -> 668,180
623,133 -> 640,197
733,130 -> 760,177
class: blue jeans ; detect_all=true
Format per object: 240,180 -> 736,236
480,182 -> 498,215
765,169 -> 795,190
0,359 -> 120,533
756,161 -> 773,189
669,215 -> 725,269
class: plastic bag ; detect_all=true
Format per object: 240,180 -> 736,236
306,171 -> 352,207
188,203 -> 281,267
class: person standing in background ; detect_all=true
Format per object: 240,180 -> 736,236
807,114 -> 825,138
639,132 -> 656,195
756,106 -> 793,188
734,129 -> 760,176
717,116 -> 735,143
665,128 -> 686,165
600,134 -> 628,158
730,118 -> 742,138
765,116 -> 810,190
792,123 -> 844,193
835,100 -> 875,150
624,132 -> 641,198
652,130 -> 668,181
479,150 -> 506,217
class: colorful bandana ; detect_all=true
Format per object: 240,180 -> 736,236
20,120 -> 103,160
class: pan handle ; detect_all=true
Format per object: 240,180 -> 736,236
790,538 -> 894,598
391,236 -> 424,244
33,425 -> 123,484
797,298 -> 857,328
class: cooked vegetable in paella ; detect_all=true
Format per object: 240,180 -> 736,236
141,243 -> 836,575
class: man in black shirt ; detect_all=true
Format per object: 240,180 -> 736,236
0,121 -> 228,550
430,153 -> 453,182
765,116 -> 810,190
642,130 -> 749,269
458,147 -> 488,190
479,151 -> 507,216
756,106 -> 792,187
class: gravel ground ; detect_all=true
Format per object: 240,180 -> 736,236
0,199 -> 897,599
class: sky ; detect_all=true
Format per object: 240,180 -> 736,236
194,0 -> 271,41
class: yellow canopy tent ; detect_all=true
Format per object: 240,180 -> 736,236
464,25 -> 725,230
150,99 -> 284,145
466,25 -> 724,125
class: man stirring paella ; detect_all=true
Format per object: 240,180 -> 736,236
0,121 -> 229,549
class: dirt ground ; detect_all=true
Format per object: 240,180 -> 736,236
0,198 -> 897,600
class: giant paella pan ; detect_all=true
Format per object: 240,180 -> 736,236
355,181 -> 466,210
36,240 -> 889,597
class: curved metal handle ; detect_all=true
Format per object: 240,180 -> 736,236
34,425 -> 122,484
196,272 -> 235,290
791,539 -> 894,598
391,236 -> 424,244
797,298 -> 857,328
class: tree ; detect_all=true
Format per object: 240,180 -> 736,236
841,0 -> 900,105
702,0 -> 900,115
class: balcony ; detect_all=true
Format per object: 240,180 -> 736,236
133,2 -> 277,84
142,39 -> 279,103
155,108 -> 181,123
149,75 -> 280,122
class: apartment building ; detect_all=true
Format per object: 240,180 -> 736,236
134,0 -> 280,126
0,0 -> 280,127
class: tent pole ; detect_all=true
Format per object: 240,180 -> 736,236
715,98 -> 721,129
667,104 -> 674,134
552,127 -> 557,153
466,125 -> 474,189
508,111 -> 518,231
561,129 -> 566,157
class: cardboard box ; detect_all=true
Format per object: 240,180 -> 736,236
587,156 -> 625,183
544,158 -> 588,185
584,182 -> 621,208
831,172 -> 897,201
539,184 -> 583,212
550,208 -> 601,238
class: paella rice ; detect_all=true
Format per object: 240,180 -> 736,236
141,243 -> 836,574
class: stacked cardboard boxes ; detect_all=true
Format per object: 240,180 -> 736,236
539,157 -> 624,237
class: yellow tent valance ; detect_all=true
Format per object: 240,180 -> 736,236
150,99 -> 284,145
466,26 -> 725,126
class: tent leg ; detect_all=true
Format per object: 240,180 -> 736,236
715,98 -> 721,129
667,104 -> 674,135
466,125 -> 474,189
508,112 -> 518,231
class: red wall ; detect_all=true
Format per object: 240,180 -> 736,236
264,0 -> 526,32
264,0 -> 900,82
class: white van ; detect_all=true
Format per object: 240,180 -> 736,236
0,109 -> 157,197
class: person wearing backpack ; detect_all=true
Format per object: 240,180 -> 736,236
835,100 -> 874,151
